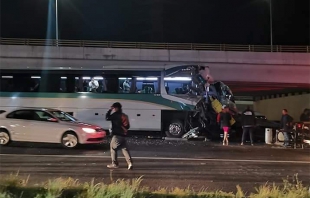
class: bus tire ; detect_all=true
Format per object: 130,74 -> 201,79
165,120 -> 184,138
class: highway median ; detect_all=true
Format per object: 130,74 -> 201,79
0,173 -> 309,198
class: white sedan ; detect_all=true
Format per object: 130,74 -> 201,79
0,108 -> 107,148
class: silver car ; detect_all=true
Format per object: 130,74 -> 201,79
0,108 -> 107,148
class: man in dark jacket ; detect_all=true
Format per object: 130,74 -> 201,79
241,106 -> 256,146
106,102 -> 132,170
280,109 -> 293,147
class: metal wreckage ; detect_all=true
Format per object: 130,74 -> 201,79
164,65 -> 238,140
164,65 -> 310,148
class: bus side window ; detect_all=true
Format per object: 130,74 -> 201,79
118,78 -> 132,93
142,83 -> 155,94
135,77 -> 158,94
164,80 -> 191,95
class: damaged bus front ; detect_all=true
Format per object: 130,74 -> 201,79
161,65 -> 238,140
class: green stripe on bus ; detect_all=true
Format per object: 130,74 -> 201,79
0,92 -> 194,110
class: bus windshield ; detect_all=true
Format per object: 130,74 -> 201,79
211,81 -> 237,111
49,111 -> 78,122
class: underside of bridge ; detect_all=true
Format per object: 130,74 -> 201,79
229,82 -> 309,121
228,82 -> 309,99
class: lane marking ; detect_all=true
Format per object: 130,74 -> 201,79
0,154 -> 309,164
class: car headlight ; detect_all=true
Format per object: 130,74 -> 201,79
82,128 -> 96,133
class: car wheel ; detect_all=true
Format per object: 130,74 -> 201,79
61,132 -> 79,149
165,120 -> 184,138
0,130 -> 11,146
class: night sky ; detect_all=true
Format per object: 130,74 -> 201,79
1,0 -> 309,45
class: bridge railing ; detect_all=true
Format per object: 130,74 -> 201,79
0,38 -> 309,53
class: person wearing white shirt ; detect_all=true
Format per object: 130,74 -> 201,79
89,77 -> 99,92
123,80 -> 130,93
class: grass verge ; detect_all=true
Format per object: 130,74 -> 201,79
0,173 -> 309,198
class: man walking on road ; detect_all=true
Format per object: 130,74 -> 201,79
106,102 -> 133,170
280,109 -> 293,147
241,106 -> 256,146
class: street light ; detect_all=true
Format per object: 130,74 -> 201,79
268,0 -> 273,50
55,0 -> 59,46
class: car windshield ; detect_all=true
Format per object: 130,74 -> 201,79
49,111 -> 78,122
254,111 -> 264,116
255,112 -> 267,119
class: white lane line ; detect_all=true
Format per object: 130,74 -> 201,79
0,154 -> 309,164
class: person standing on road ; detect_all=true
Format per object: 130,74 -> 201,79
217,105 -> 232,145
106,102 -> 133,170
280,109 -> 293,147
241,106 -> 256,146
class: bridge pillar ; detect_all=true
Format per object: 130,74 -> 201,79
254,94 -> 310,121
39,73 -> 61,92
66,75 -> 76,93
12,74 -> 32,92
77,76 -> 84,92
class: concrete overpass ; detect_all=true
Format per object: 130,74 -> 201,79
0,38 -> 310,84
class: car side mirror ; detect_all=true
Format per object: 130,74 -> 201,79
48,118 -> 58,122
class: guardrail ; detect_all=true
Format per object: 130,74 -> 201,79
1,38 -> 309,53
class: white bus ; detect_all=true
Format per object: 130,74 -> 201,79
0,65 -> 237,138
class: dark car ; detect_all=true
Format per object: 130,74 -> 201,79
231,111 -> 280,142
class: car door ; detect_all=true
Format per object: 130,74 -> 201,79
30,110 -> 64,143
5,110 -> 36,142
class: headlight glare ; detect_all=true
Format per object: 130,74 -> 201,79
82,128 -> 96,133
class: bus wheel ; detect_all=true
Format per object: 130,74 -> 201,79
165,120 -> 184,138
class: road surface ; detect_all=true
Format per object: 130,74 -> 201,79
0,138 -> 309,193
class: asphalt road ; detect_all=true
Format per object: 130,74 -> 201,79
0,138 -> 310,193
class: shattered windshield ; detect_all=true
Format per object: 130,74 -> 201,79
212,82 -> 237,111
221,83 -> 234,102
164,65 -> 237,111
